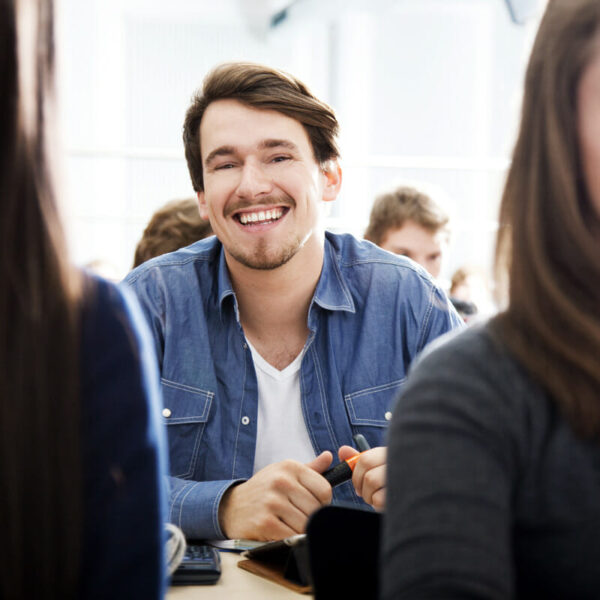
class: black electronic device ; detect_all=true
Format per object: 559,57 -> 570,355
307,505 -> 381,600
170,544 -> 221,585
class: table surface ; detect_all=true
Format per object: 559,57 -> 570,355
167,551 -> 309,599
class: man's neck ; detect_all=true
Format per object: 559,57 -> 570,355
226,241 -> 324,370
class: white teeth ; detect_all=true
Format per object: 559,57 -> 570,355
238,208 -> 284,225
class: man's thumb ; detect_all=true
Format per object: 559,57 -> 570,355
306,450 -> 333,473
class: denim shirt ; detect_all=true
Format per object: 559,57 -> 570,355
124,232 -> 462,539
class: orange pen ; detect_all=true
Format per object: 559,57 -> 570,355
322,434 -> 371,487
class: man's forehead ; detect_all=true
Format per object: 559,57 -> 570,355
199,98 -> 312,158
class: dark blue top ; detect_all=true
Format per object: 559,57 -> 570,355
79,276 -> 168,599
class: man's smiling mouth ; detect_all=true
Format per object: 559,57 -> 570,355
235,207 -> 287,225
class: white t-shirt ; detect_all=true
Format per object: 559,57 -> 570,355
247,341 -> 316,474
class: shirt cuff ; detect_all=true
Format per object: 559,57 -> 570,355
167,476 -> 246,539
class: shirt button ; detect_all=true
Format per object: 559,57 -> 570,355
241,416 -> 250,425
385,411 -> 392,421
162,408 -> 172,418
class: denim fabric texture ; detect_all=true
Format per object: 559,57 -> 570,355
124,232 -> 462,539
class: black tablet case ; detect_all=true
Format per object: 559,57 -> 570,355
306,505 -> 381,600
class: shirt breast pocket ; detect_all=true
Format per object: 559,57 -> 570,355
344,379 -> 405,442
161,379 -> 213,479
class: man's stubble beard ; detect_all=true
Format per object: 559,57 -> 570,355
228,230 -> 308,270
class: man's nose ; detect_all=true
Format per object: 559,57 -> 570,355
235,160 -> 272,199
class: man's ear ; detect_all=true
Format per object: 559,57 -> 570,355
321,160 -> 342,203
197,191 -> 209,219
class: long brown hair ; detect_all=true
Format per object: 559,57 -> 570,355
0,0 -> 83,596
493,0 -> 600,437
183,62 -> 340,192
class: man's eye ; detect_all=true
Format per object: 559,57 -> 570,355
215,163 -> 235,170
271,155 -> 290,163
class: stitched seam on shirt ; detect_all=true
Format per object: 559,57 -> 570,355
311,344 -> 339,449
344,379 -> 406,400
231,341 -> 247,478
170,480 -> 191,524
179,481 -> 201,530
344,380 -> 404,426
188,422 -> 205,478
417,285 -> 436,352
345,395 -> 386,425
212,484 -> 227,537
300,355 -> 317,452
347,417 -> 387,425
172,454 -> 197,478
340,257 -> 422,270
161,380 -> 213,422
161,378 -> 214,398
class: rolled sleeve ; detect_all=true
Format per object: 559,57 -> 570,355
168,476 -> 246,540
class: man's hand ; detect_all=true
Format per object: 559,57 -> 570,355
218,451 -> 333,541
338,445 -> 387,510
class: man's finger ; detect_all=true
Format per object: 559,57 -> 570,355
306,450 -> 333,473
338,445 -> 359,463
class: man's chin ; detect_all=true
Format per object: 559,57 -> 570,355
232,252 -> 296,271
228,243 -> 301,271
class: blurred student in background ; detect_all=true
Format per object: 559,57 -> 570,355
382,0 -> 600,597
449,264 -> 494,322
364,185 -> 450,279
365,185 -> 479,320
133,197 -> 213,268
0,0 -> 167,597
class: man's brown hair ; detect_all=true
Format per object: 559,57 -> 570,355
183,62 -> 340,192
491,0 -> 600,437
133,197 -> 213,267
364,185 -> 450,246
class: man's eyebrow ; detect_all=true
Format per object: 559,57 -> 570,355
204,146 -> 236,167
204,140 -> 299,167
259,139 -> 299,152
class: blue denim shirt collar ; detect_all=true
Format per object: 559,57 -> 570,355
216,234 -> 356,323
216,249 -> 237,322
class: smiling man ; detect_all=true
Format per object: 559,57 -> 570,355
124,62 -> 462,541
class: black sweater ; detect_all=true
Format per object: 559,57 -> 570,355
381,323 -> 600,599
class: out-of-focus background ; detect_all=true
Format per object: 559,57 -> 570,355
56,0 -> 546,281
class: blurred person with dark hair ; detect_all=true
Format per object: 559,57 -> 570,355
0,0 -> 167,597
382,1 -> 600,597
133,197 -> 213,268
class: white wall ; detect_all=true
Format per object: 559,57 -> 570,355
56,0 -> 544,280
